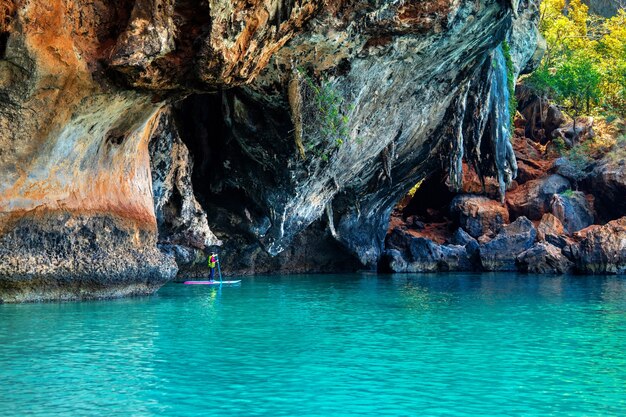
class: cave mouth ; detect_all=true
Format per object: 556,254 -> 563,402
169,92 -> 363,274
0,32 -> 9,59
387,171 -> 458,246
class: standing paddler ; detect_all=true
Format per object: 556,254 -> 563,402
208,253 -> 218,281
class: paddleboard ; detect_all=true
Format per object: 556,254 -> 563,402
184,280 -> 241,285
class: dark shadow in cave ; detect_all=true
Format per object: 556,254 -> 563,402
0,32 -> 9,59
401,171 -> 456,223
171,92 -> 362,274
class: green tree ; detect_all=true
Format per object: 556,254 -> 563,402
530,54 -> 601,142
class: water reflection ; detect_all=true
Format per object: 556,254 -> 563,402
1,273 -> 625,416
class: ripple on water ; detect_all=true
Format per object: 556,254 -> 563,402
1,273 -> 626,416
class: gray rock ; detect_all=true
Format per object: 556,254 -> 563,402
589,157 -> 626,222
506,174 -> 571,220
568,217 -> 626,274
545,105 -> 565,138
450,227 -> 480,259
480,217 -> 537,271
516,242 -> 573,274
550,192 -> 595,234
384,228 -> 475,273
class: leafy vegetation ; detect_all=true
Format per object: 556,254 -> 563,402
298,69 -> 354,162
529,0 -> 626,120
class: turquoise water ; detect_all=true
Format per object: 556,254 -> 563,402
1,273 -> 626,416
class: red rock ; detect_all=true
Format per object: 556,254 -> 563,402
450,195 -> 510,238
506,174 -> 571,220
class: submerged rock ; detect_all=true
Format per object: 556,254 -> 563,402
480,217 -> 537,271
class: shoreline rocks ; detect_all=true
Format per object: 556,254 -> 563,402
0,213 -> 178,303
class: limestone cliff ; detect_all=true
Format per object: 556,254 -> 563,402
0,0 -> 541,302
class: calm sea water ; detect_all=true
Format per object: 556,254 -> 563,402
1,273 -> 625,416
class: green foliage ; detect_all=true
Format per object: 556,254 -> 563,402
502,41 -> 518,136
529,53 -> 602,134
298,69 -> 354,162
533,0 -> 626,118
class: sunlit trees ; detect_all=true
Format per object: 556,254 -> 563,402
530,0 -> 626,119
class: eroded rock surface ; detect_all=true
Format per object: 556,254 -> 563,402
480,216 -> 537,271
516,242 -> 574,274
0,0 -> 542,301
569,217 -> 626,274
450,195 -> 509,238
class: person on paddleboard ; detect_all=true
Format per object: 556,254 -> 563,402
208,253 -> 218,281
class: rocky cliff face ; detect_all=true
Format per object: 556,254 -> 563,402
0,0 -> 541,302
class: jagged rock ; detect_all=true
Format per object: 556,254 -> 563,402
537,213 -> 570,248
506,174 -> 571,220
568,217 -> 626,274
516,242 -> 573,274
149,109 -> 221,250
0,0 -> 542,301
450,195 -> 510,238
550,192 -> 595,234
513,137 -> 550,183
385,228 -> 475,273
449,227 -> 480,261
589,157 -> 626,222
545,105 -> 565,138
480,216 -> 537,271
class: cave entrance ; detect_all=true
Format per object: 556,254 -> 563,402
0,32 -> 9,59
169,92 -> 362,275
388,170 -> 458,245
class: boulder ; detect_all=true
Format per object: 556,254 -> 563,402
408,238 -> 474,273
380,249 -> 408,273
552,157 -> 592,184
536,213 -> 569,248
550,192 -> 595,234
589,158 -> 626,222
568,217 -> 626,274
449,227 -> 480,262
506,174 -> 571,220
450,195 -> 510,239
544,105 -> 565,139
480,217 -> 537,271
384,228 -> 475,273
516,242 -> 573,274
